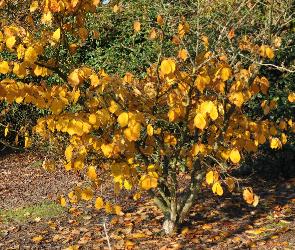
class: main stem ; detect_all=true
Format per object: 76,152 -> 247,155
156,159 -> 203,234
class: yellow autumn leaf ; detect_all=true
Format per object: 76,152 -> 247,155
65,145 -> 73,162
229,149 -> 241,164
243,187 -> 259,206
17,44 -> 25,59
201,35 -> 209,49
220,67 -> 231,81
164,134 -> 177,146
64,245 -> 79,250
265,47 -> 274,59
149,28 -> 157,40
105,202 -> 112,213
32,235 -> 43,243
6,36 -> 16,50
30,1 -> 39,12
246,227 -> 266,235
0,61 -> 10,74
24,47 -> 38,64
270,137 -> 282,149
101,143 -> 113,158
117,112 -> 129,128
4,124 -> 9,137
114,205 -> 124,215
34,65 -> 43,76
123,179 -> 132,190
24,133 -> 32,148
41,11 -> 53,25
212,182 -> 223,196
130,232 -> 147,239
288,92 -> 295,103
147,124 -> 154,136
60,196 -> 67,207
133,21 -> 141,32
13,62 -> 27,78
93,0 -> 100,6
281,133 -> 287,144
88,114 -> 97,125
109,100 -> 119,114
133,192 -> 141,200
209,105 -> 218,120
156,15 -> 164,26
160,59 -> 176,75
195,75 -> 210,93
178,49 -> 188,61
73,159 -> 84,170
178,22 -> 189,38
81,187 -> 94,201
87,166 -> 97,181
94,197 -> 104,210
124,122 -> 141,141
229,92 -> 244,107
140,174 -> 158,190
113,4 -> 119,13
206,170 -> 219,185
52,28 -> 61,42
194,113 -> 207,130
64,162 -> 72,171
200,101 -> 213,114
68,69 -> 82,87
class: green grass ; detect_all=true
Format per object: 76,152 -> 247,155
30,160 -> 43,168
0,201 -> 65,223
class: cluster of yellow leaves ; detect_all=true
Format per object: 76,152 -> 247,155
205,171 -> 223,196
140,171 -> 158,190
194,101 -> 218,130
206,171 -> 237,196
1,5 -> 293,214
239,36 -> 275,60
243,187 -> 259,207
61,187 -> 123,215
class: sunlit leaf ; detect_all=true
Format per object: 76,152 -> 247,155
94,197 -> 104,210
6,36 -> 16,50
81,187 -> 94,201
0,61 -> 10,74
87,166 -> 97,181
52,28 -> 61,42
229,149 -> 241,164
60,196 -> 67,207
160,59 -> 176,75
206,170 -> 219,185
194,113 -> 206,130
117,112 -> 129,128
212,182 -> 223,196
140,175 -> 158,190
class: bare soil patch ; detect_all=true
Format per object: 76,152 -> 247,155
0,151 -> 78,210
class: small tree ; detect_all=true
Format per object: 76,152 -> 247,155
0,0 -> 294,234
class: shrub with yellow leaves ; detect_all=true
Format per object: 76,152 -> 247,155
0,0 -> 294,236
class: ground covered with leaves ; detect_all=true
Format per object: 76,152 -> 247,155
0,152 -> 295,249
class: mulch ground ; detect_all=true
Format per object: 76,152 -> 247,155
0,151 -> 295,249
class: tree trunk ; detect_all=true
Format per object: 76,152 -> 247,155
162,209 -> 178,235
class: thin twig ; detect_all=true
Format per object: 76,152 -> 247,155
238,53 -> 295,73
103,218 -> 112,250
